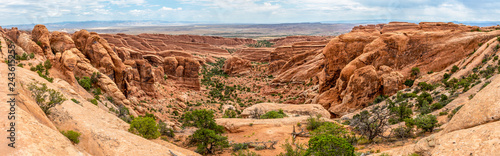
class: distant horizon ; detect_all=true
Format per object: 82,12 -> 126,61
2,0 -> 499,27
4,19 -> 500,31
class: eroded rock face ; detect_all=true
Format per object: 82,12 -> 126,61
223,56 -> 252,76
50,31 -> 76,54
32,24 -> 53,58
317,22 -> 500,115
5,28 -> 44,56
0,63 -> 199,156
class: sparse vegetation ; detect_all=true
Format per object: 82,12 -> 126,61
305,134 -> 355,156
413,114 -> 438,132
260,109 -> 287,119
61,130 -> 81,144
28,82 -> 66,115
247,40 -> 274,48
182,109 -> 228,155
128,116 -> 161,139
350,106 -> 389,141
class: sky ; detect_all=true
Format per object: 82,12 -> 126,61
0,0 -> 499,25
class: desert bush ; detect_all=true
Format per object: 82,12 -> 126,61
61,130 -> 81,144
28,82 -> 66,115
350,106 -> 389,141
312,122 -> 357,145
223,109 -> 238,118
305,134 -> 355,156
416,92 -> 433,108
260,109 -> 287,119
71,98 -> 80,104
183,109 -> 228,154
128,117 -> 160,139
418,82 -> 435,91
372,95 -> 388,104
414,114 -> 438,132
451,65 -> 459,73
388,102 -> 413,124
90,98 -> 98,106
430,102 -> 443,110
447,105 -> 463,120
404,79 -> 414,87
190,128 -> 229,154
232,143 -> 249,152
278,140 -> 306,156
391,125 -> 412,140
78,76 -> 93,91
411,67 -> 420,77
306,115 -> 324,131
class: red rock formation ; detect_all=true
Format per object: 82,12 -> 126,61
223,56 -> 252,76
32,24 -> 53,58
317,22 -> 500,116
232,48 -> 272,62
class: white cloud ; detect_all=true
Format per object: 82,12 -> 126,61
160,7 -> 182,11
110,0 -> 145,6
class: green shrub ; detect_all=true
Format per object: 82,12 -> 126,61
416,92 -> 433,108
305,134 -> 355,156
61,130 -> 81,144
92,88 -> 102,96
451,65 -> 459,73
391,125 -> 412,140
443,73 -> 450,80
28,82 -> 66,115
404,79 -> 414,87
106,96 -> 114,104
414,114 -> 438,132
448,105 -> 463,120
223,109 -> 238,118
71,98 -> 80,104
411,67 -> 420,77
232,143 -> 249,152
190,128 -> 229,154
260,109 -> 287,119
389,102 -> 413,124
418,82 -> 435,91
90,98 -> 98,106
439,111 -> 448,116
372,95 -> 388,104
306,115 -> 324,131
128,117 -> 160,139
430,102 -> 443,110
419,104 -> 432,115
78,76 -> 93,91
278,140 -> 306,156
312,122 -> 356,144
